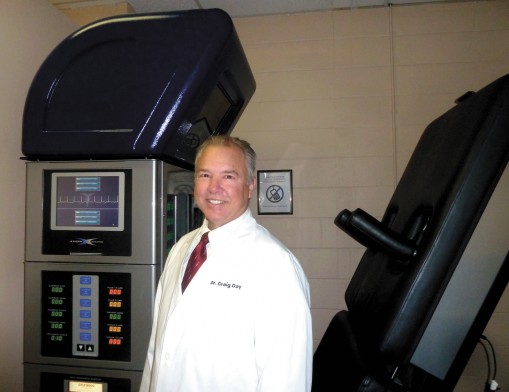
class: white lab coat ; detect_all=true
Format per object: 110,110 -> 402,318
140,209 -> 312,392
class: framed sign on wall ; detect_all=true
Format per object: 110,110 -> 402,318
257,170 -> 293,215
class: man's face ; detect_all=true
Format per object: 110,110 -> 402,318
194,145 -> 255,230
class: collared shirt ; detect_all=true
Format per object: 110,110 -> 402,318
140,209 -> 312,392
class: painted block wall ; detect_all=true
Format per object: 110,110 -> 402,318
1,1 -> 507,391
0,1 -> 76,391
232,2 -> 509,391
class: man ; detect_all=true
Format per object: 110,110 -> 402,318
140,135 -> 312,392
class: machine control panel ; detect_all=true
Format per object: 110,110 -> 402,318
72,275 -> 99,357
42,271 -> 131,361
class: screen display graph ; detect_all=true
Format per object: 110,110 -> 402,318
51,172 -> 125,231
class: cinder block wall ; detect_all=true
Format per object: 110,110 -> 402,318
2,1 -> 507,391
232,2 -> 509,391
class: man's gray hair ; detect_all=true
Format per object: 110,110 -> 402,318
195,135 -> 257,184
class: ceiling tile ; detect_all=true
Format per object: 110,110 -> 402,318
198,0 -> 335,17
128,0 -> 200,13
59,0 -> 456,17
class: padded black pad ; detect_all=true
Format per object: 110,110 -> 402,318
312,311 -> 366,391
344,73 -> 509,367
312,311 -> 391,392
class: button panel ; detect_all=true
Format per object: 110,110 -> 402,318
73,275 -> 99,357
41,271 -> 131,361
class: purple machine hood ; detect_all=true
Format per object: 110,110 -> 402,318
22,9 -> 256,169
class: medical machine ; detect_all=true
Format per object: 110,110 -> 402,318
22,9 -> 255,392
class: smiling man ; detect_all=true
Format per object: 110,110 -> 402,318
193,137 -> 255,229
140,136 -> 312,392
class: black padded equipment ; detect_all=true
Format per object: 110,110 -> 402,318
313,74 -> 509,391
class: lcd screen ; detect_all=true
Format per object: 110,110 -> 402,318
65,380 -> 107,392
197,84 -> 233,133
50,172 -> 125,231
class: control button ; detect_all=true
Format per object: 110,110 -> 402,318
80,276 -> 92,285
86,345 -> 95,352
77,344 -> 85,352
80,333 -> 92,341
80,321 -> 92,330
80,299 -> 92,307
80,288 -> 92,296
80,310 -> 91,318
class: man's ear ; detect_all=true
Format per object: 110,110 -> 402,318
248,177 -> 256,199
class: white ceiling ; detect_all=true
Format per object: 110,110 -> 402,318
52,0 -> 455,18
128,0 -> 450,17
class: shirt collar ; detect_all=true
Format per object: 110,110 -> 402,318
203,208 -> 253,245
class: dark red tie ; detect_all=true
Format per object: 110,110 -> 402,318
181,232 -> 209,292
